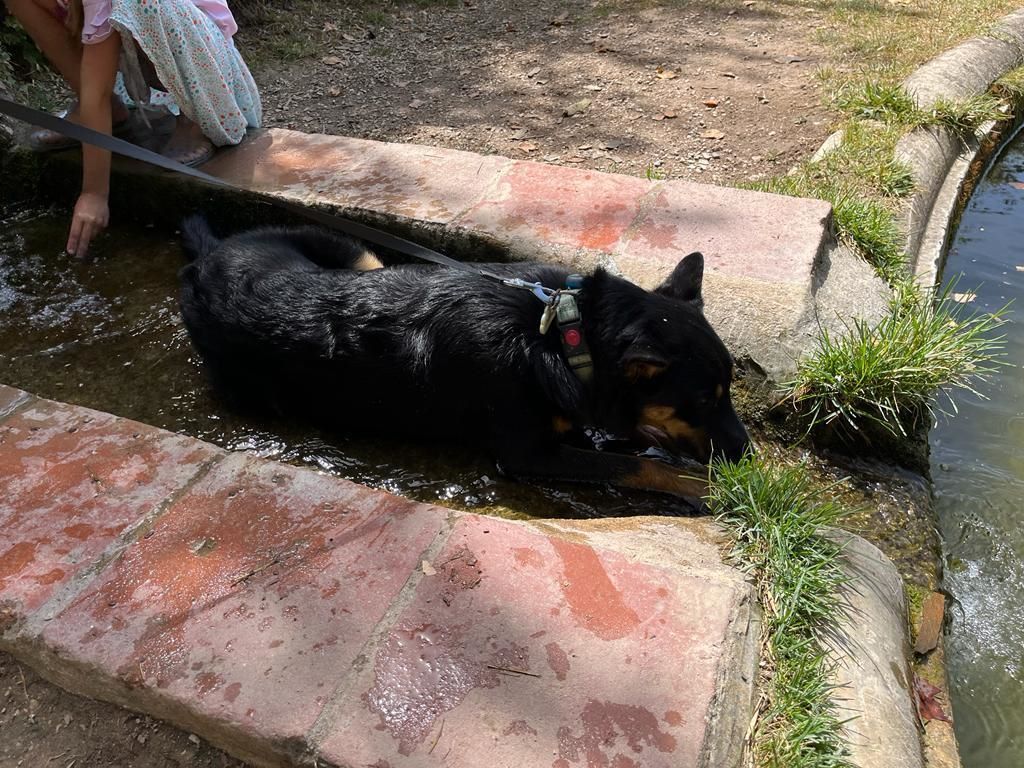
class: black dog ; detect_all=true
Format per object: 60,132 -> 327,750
178,217 -> 750,498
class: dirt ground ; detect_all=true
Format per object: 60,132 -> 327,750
240,0 -> 839,185
0,653 -> 249,768
2,2 -> 842,766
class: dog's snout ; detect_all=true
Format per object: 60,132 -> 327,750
710,410 -> 752,464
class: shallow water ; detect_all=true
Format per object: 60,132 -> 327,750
931,132 -> 1024,766
0,207 -> 686,521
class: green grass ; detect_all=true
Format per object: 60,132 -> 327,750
710,456 -> 852,768
786,280 -> 1007,437
834,81 -> 1007,135
644,162 -> 666,181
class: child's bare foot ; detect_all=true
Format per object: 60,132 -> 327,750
29,97 -> 132,151
161,116 -> 214,167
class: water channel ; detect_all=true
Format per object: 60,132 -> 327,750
932,131 -> 1024,767
0,206 -> 684,522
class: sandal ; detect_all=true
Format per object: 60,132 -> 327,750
162,137 -> 216,168
29,105 -> 133,153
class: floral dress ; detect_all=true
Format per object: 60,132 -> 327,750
79,0 -> 261,146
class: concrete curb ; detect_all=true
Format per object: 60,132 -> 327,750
828,532 -> 923,768
897,9 -> 1024,283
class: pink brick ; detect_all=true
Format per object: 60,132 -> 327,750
42,453 -> 447,751
0,400 -> 220,620
203,129 -> 511,225
455,160 -> 656,253
319,515 -> 740,768
616,182 -> 833,288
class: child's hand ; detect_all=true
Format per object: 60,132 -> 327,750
67,192 -> 109,258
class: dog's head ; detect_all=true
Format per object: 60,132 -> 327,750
617,252 -> 751,464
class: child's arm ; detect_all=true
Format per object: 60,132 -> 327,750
66,31 -> 121,258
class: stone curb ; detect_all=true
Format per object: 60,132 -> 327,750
805,9 -> 1024,285
827,532 -> 923,768
897,9 -> 1024,282
0,383 -> 762,768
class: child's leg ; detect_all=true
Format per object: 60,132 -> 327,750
8,0 -> 129,149
6,0 -> 83,92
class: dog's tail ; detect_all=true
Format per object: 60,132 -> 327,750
180,215 -> 220,263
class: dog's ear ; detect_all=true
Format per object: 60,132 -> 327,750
623,345 -> 669,381
655,252 -> 703,303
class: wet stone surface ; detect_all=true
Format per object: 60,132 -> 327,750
40,452 -> 447,748
0,398 -> 219,619
319,514 -> 743,767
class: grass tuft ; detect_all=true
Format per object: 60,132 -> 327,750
786,280 -> 1007,437
835,80 -> 1007,135
710,456 -> 852,768
834,80 -> 918,123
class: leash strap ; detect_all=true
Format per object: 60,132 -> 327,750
0,96 -> 512,282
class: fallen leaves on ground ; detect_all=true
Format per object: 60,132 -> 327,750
703,97 -> 719,108
914,676 -> 950,723
701,129 -> 726,140
655,66 -> 678,80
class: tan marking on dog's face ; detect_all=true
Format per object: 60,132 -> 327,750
622,459 -> 709,498
353,252 -> 384,271
625,359 -> 666,382
552,415 -> 574,434
641,405 -> 709,456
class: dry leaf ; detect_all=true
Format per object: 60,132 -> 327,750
952,291 -> 977,304
421,560 -> 437,576
395,79 -> 411,88
914,676 -> 950,723
655,66 -> 678,80
663,110 -> 677,119
328,87 -> 342,97
1010,181 -> 1024,189
408,98 -> 425,110
701,129 -> 726,140
519,142 -> 538,153
565,156 -> 586,163
321,56 -> 342,66
703,97 -> 719,108
584,84 -> 603,91
322,22 -> 337,32
652,114 -> 665,121
563,98 -> 592,117
721,71 -> 737,78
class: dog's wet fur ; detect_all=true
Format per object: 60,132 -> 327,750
178,216 -> 750,499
